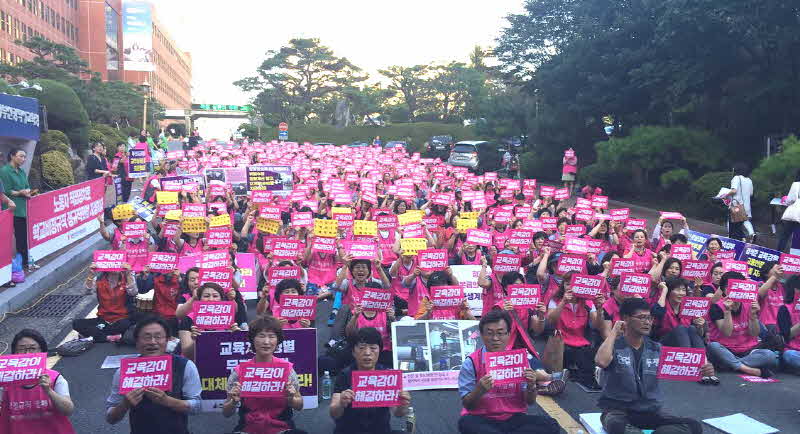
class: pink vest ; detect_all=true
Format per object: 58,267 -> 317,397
759,285 -> 784,326
111,229 -> 123,250
783,302 -> 800,351
126,239 -> 150,272
603,298 -> 621,324
554,299 -> 592,347
656,303 -> 691,338
180,239 -> 204,257
460,250 -> 482,265
357,311 -> 391,350
461,348 -> 526,421
709,301 -> 758,353
542,276 -> 561,307
343,280 -> 365,307
630,249 -> 654,274
306,252 -> 337,285
481,274 -> 505,318
236,357 -> 293,434
379,232 -> 398,266
391,259 -> 415,301
407,276 -> 429,318
1,369 -> 75,434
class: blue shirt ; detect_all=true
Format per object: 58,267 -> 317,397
458,348 -> 543,398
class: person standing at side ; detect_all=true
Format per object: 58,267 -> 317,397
0,149 -> 36,271
726,163 -> 754,242
777,170 -> 800,253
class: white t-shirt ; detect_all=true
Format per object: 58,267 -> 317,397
731,175 -> 753,217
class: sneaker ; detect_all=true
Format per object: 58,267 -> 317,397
106,334 -> 122,343
551,368 -> 570,383
537,379 -> 566,396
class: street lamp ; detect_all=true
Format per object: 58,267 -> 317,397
141,81 -> 151,132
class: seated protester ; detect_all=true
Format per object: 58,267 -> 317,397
622,229 -> 654,274
651,277 -> 719,385
0,329 -> 75,433
601,277 -> 636,338
329,327 -> 412,434
333,257 -> 391,311
179,283 -> 245,361
136,266 -> 182,335
72,262 -> 138,342
106,316 -> 202,434
346,282 -> 396,367
303,234 -> 342,298
699,262 -> 724,301
457,310 -> 560,434
697,237 -> 723,262
757,261 -> 785,335
413,269 -> 473,320
707,271 -> 779,377
595,298 -> 710,434
258,278 -> 313,329
777,275 -> 800,372
172,221 -> 205,257
174,267 -> 201,319
223,316 -> 306,434
535,247 -> 570,306
546,271 -> 605,391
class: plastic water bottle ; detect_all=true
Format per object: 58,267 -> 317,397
406,406 -> 416,433
321,371 -> 332,400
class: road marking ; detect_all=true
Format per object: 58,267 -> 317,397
47,305 -> 97,369
538,395 -> 585,433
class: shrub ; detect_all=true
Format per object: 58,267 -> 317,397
580,163 -> 634,195
751,135 -> 800,205
32,79 -> 89,150
660,168 -> 693,192
40,150 -> 75,189
520,150 -> 562,182
689,171 -> 731,219
37,130 -> 71,155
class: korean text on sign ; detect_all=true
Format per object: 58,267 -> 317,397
485,349 -> 528,385
0,352 -> 46,385
119,355 -> 173,393
569,274 -> 603,299
657,347 -> 704,381
193,301 -> 236,330
507,284 -> 540,309
351,370 -> 403,408
361,288 -> 393,311
679,297 -> 711,318
237,361 -> 292,397
280,296 -> 317,320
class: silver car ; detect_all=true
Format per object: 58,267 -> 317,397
447,141 -> 484,170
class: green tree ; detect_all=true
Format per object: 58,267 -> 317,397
344,85 -> 395,125
379,65 -> 430,121
27,79 -> 89,150
0,36 -> 90,82
235,38 -> 367,124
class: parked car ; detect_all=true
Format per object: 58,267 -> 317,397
313,142 -> 335,146
384,141 -> 408,150
447,140 -> 502,174
346,141 -> 370,147
426,135 -> 454,157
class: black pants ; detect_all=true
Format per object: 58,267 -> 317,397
778,220 -> 800,253
564,344 -> 596,385
121,179 -> 132,203
72,317 -> 131,342
601,409 -> 702,434
13,216 -> 27,265
458,413 -> 560,434
661,326 -> 705,349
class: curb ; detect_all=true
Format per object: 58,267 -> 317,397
0,232 -> 106,317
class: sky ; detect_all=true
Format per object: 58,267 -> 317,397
153,0 -> 526,105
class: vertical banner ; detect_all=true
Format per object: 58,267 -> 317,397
196,329 -> 318,412
127,148 -> 149,178
27,178 -> 105,261
235,253 -> 259,300
122,1 -> 154,72
449,265 -> 484,316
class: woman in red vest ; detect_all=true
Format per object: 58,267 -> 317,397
0,329 -> 75,433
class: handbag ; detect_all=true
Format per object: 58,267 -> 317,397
728,176 -> 748,223
542,330 -> 565,372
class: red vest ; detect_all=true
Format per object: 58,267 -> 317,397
153,275 -> 180,319
553,299 -> 592,347
391,258 -> 415,301
1,369 -> 75,434
656,303 -> 691,338
783,301 -> 800,351
357,311 -> 391,350
96,275 -> 129,323
461,348 -> 526,421
236,357 -> 293,434
481,274 -> 505,317
126,239 -> 150,272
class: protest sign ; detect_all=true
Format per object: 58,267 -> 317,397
201,250 -> 229,269
127,148 -> 149,178
779,253 -> 800,275
591,195 -> 609,209
456,218 -> 478,233
619,273 -> 651,297
686,230 -> 710,258
574,208 -> 594,222
563,237 -> 589,255
539,186 -> 555,197
291,212 -> 313,228
565,224 -> 587,237
493,254 -> 522,273
312,236 -> 337,253
397,212 -> 422,227
361,288 -> 393,311
237,361 -> 293,397
199,268 -> 233,290
679,297 -> 711,319
147,252 -> 178,273
182,217 -> 208,234
554,188 -> 569,201
507,284 -> 540,309
556,254 -> 587,274
235,253 -> 259,300
714,250 -> 738,260
256,217 -> 281,235
182,203 -> 206,218
351,370 -> 403,408
450,265 -> 484,316
209,214 -> 231,227
400,238 -> 427,255
94,250 -> 127,271
206,227 -> 233,249
485,349 -> 528,385
113,203 -> 135,221
430,286 -> 464,310
569,273 -> 604,299
259,206 -> 282,220
156,191 -> 179,205
314,219 -> 338,238
625,219 -> 647,231
346,241 -> 377,260
657,347 -> 704,381
721,260 -> 749,276
740,244 -> 781,281
660,212 -> 684,220
418,249 -> 448,272
123,221 -> 148,238
119,355 -> 172,393
246,165 -> 292,193
681,260 -> 712,280
541,217 -> 558,231
609,208 -> 630,222
279,296 -> 317,320
726,279 -> 759,303
670,244 -> 693,261
377,215 -> 398,231
28,178 -> 104,260
465,229 -> 492,247
610,258 -> 636,276
353,220 -> 378,236
273,239 -> 301,260
267,266 -> 303,290
0,352 -> 46,385
193,301 -> 236,330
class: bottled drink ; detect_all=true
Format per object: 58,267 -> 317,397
406,406 -> 416,433
321,371 -> 332,400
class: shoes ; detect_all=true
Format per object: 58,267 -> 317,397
699,376 -> 721,386
106,334 -> 122,343
537,379 -> 566,396
551,368 -> 569,383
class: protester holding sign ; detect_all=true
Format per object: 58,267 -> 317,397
650,215 -> 690,254
595,298 -> 710,434
269,278 -> 313,329
72,262 -> 137,342
776,275 -> 800,372
331,257 -> 392,337
623,229 -> 655,274
706,272 -> 779,378
329,327 -> 412,434
179,283 -> 245,361
223,316 -> 305,434
561,148 -> 578,194
135,267 -> 185,336
757,262 -> 785,335
457,310 -> 559,434
106,316 -> 202,434
346,282 -> 396,366
303,235 -> 342,297
411,269 -> 472,321
0,329 -> 75,433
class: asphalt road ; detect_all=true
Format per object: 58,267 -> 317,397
0,195 -> 793,433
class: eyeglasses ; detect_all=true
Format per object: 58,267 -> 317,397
140,334 -> 167,342
483,331 -> 509,339
630,315 -> 654,322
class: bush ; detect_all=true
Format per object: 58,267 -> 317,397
89,123 -> 126,155
689,171 -> 731,219
751,135 -> 800,205
32,79 -> 89,151
40,150 -> 75,189
580,163 -> 634,195
37,130 -> 71,155
520,150 -> 562,182
660,168 -> 693,192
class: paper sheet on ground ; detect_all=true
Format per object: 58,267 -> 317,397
101,354 -> 139,369
702,413 -> 778,434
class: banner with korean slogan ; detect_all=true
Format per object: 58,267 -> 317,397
156,191 -> 179,205
400,238 -> 427,255
314,219 -> 338,238
119,355 -> 172,393
351,370 -> 403,408
192,301 -> 236,330
237,361 -> 293,397
456,218 -> 478,233
257,217 -> 281,235
182,217 -> 208,234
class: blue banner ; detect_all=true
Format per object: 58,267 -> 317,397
739,244 -> 781,281
0,93 -> 40,141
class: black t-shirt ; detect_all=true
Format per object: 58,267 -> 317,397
86,154 -> 108,180
333,364 -> 392,434
709,303 -> 742,322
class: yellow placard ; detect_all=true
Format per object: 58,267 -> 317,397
112,204 -> 135,221
164,209 -> 183,221
353,220 -> 378,236
314,218 -> 339,238
397,211 -> 422,226
331,207 -> 352,215
209,214 -> 231,227
456,218 -> 478,233
256,217 -> 281,234
400,238 -> 428,256
156,191 -> 179,205
460,211 -> 479,220
182,217 -> 208,233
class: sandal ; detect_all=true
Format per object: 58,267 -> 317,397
537,379 -> 566,396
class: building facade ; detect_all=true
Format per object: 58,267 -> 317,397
0,0 -> 80,65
